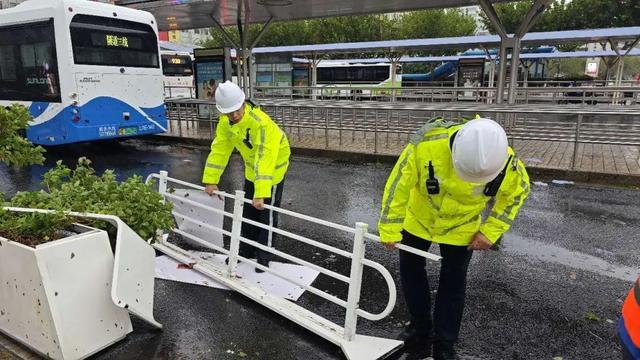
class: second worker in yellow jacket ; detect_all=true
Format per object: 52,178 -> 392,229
378,118 -> 530,360
203,81 -> 290,273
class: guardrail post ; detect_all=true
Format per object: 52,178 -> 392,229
177,104 -> 183,137
339,108 -> 343,146
154,171 -> 170,244
571,114 -> 583,170
325,108 -> 329,149
374,110 -> 378,154
228,190 -> 246,278
343,222 -> 368,341
158,171 -> 168,200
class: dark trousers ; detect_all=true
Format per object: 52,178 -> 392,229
399,230 -> 473,345
240,179 -> 284,262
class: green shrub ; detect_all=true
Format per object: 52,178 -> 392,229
0,104 -> 45,166
9,158 -> 174,243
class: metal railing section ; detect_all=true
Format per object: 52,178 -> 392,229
163,83 -> 640,106
250,85 -> 640,106
145,171 -> 440,360
163,98 -> 640,171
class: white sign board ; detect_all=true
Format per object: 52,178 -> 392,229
585,60 -> 599,77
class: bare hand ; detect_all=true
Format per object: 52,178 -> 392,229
204,184 -> 222,200
467,232 -> 493,251
383,242 -> 398,250
252,198 -> 265,210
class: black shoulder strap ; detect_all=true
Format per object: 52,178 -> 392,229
449,130 -> 459,150
483,155 -> 514,197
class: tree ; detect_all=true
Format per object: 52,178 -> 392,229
481,0 -> 640,34
398,10 -> 476,40
200,9 -> 477,52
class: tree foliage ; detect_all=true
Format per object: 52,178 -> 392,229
201,9 -> 476,52
480,0 -> 640,34
0,104 -> 45,167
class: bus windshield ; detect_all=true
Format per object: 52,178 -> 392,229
161,55 -> 193,76
0,19 -> 61,102
70,14 -> 159,68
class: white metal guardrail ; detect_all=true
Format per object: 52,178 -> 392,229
146,171 -> 440,360
252,85 -> 640,106
163,98 -> 640,171
163,84 -> 640,105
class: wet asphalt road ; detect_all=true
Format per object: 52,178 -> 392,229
1,138 -> 639,360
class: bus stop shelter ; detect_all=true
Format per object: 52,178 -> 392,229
122,0 -> 639,102
121,0 -> 566,104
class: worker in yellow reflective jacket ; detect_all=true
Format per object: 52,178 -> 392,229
378,118 -> 530,360
203,81 -> 290,273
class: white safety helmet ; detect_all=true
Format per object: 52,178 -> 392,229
451,118 -> 509,183
215,80 -> 245,114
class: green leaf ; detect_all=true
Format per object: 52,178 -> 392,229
584,311 -> 600,322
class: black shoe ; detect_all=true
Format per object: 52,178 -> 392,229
433,343 -> 458,360
397,322 -> 431,345
255,258 -> 269,273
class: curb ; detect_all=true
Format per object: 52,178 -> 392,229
0,333 -> 38,360
145,135 -> 640,188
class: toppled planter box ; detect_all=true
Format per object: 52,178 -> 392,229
0,208 -> 161,360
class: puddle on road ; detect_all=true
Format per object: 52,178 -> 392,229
502,234 -> 638,282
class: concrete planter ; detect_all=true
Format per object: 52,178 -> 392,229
0,224 -> 133,360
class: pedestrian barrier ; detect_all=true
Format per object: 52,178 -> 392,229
146,171 -> 441,360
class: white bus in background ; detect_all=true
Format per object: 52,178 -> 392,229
161,50 -> 194,98
0,0 -> 167,145
315,62 -> 402,98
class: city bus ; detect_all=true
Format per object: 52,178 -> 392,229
316,62 -> 402,98
0,0 -> 167,145
161,50 -> 194,99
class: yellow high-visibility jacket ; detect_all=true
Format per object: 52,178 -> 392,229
378,120 -> 530,245
202,103 -> 290,199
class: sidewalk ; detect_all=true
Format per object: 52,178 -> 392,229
158,123 -> 640,186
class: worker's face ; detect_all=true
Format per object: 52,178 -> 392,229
228,105 -> 245,123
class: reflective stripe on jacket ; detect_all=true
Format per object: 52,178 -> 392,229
378,120 -> 530,245
202,103 -> 290,198
619,277 -> 640,359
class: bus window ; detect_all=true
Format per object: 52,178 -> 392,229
0,19 -> 61,102
70,14 -> 159,68
161,55 -> 193,76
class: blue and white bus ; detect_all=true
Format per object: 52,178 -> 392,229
0,0 -> 167,145
161,50 -> 194,99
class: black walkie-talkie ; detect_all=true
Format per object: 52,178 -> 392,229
243,128 -> 253,149
426,161 -> 440,195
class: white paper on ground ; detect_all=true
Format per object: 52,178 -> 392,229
155,251 -> 320,301
533,181 -> 549,187
551,179 -> 575,185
